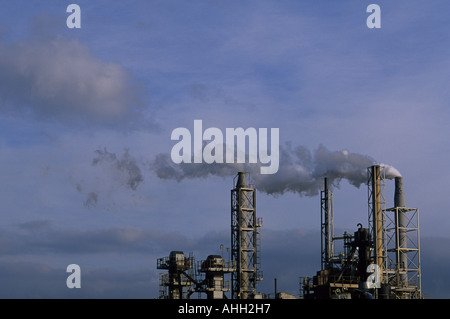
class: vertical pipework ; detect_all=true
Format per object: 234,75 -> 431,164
321,178 -> 333,270
370,165 -> 384,281
394,176 -> 408,287
394,177 -> 405,208
324,178 -> 330,269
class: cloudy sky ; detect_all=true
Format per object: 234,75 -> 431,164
0,0 -> 449,298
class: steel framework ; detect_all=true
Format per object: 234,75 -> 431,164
367,166 -> 422,298
231,172 -> 262,299
157,251 -> 195,299
385,206 -> 422,298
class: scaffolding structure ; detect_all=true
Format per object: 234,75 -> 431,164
385,206 -> 421,298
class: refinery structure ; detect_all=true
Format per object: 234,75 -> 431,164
156,166 -> 422,299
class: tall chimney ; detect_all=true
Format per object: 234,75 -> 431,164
321,177 -> 333,271
394,176 -> 408,287
369,165 -> 384,280
231,172 -> 260,299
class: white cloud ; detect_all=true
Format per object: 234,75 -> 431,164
0,33 -> 151,130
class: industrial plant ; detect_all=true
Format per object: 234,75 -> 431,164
156,166 -> 422,299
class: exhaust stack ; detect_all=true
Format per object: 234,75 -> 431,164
394,176 -> 408,288
231,172 -> 262,299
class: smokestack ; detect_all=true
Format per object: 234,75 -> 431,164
236,172 -> 248,188
321,177 -> 333,271
231,172 -> 260,299
394,177 -> 405,208
394,176 -> 408,287
369,165 -> 384,282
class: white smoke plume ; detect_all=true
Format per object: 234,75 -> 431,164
150,144 -> 400,196
380,163 -> 402,179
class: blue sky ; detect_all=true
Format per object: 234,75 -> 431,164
0,0 -> 449,298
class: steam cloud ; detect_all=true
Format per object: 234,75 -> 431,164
150,144 -> 401,196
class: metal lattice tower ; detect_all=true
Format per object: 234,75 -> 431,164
231,172 -> 262,299
384,176 -> 422,298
